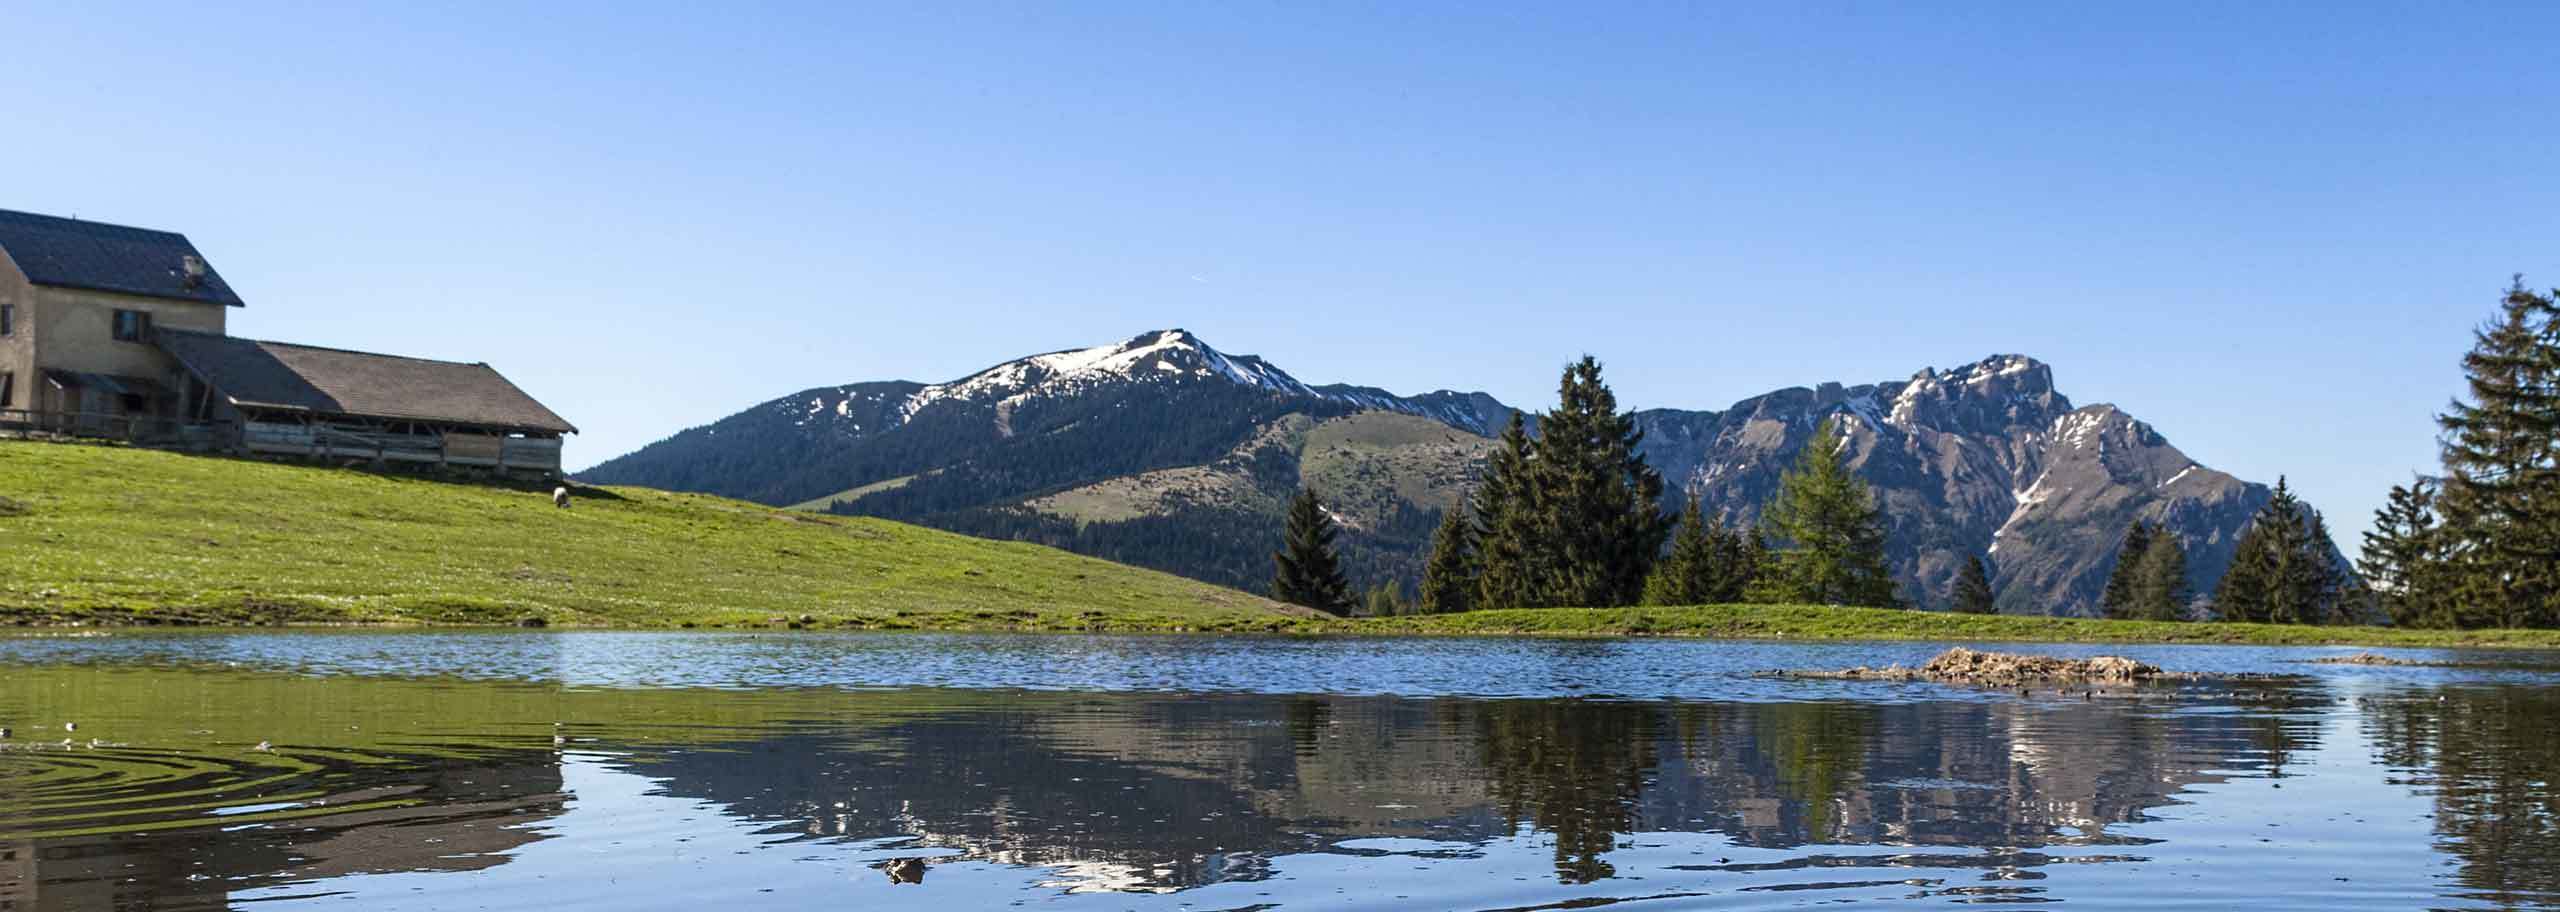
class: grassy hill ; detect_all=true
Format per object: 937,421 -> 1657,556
0,443 -> 1304,629
10,442 -> 2560,648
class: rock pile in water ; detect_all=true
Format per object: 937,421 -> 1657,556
2309,652 -> 2424,666
1804,647 -> 2177,687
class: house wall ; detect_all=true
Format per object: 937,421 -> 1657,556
0,251 -> 31,411
30,285 -> 227,379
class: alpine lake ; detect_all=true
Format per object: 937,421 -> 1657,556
3,631 -> 2557,911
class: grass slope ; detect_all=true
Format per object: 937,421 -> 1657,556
0,443 -> 1301,630
10,442 -> 2559,648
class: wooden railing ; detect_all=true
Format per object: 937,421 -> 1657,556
0,408 -> 222,444
2,410 -> 561,473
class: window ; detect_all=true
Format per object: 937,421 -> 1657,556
0,371 -> 12,409
112,309 -> 152,342
1,303 -> 13,336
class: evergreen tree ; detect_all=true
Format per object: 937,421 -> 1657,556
1528,356 -> 1673,608
1952,554 -> 1997,614
2131,532 -> 2191,621
2434,280 -> 2560,629
1363,581 -> 1406,617
1761,419 -> 1899,607
2360,478 -> 2450,628
1474,411 -> 1542,610
1272,488 -> 1353,615
2214,478 -> 2347,624
1419,507 -> 1478,615
1725,528 -> 1769,603
2100,522 -> 2157,620
1644,495 -> 1719,606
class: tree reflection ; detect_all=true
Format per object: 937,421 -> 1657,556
1757,702 -> 1877,842
1468,700 -> 1659,883
2366,686 -> 2560,908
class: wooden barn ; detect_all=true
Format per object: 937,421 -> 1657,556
156,330 -> 577,473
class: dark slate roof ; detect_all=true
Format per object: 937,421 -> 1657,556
0,208 -> 245,306
157,330 -> 576,434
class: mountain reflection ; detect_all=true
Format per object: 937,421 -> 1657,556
632,683 -> 2327,889
14,667 -> 2560,910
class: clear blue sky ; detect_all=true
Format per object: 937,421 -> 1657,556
7,2 -> 2554,536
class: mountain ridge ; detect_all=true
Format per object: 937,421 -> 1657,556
581,329 -> 2290,615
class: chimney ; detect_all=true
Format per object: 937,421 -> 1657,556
181,255 -> 207,289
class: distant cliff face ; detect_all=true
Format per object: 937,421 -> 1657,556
583,332 -> 2281,615
1636,356 -> 2269,615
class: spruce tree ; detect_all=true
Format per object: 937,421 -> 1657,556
2360,478 -> 2450,628
2131,532 -> 2190,621
2216,518 -> 2275,623
1363,581 -> 1404,617
2435,280 -> 2560,629
2287,509 -> 2349,624
1474,411 -> 1541,610
1761,418 -> 1899,607
1724,528 -> 1769,603
1419,507 -> 1478,615
1272,488 -> 1354,615
1644,495 -> 1718,606
1952,553 -> 1997,615
2214,478 -> 2346,624
2100,522 -> 2157,620
1528,356 -> 1672,608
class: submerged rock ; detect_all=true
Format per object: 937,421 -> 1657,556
1798,647 -> 2182,687
881,858 -> 928,885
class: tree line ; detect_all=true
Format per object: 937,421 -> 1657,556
1273,357 -> 1903,616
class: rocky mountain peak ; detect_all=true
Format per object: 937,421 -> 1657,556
895,328 -> 1317,420
1879,354 -> 2072,433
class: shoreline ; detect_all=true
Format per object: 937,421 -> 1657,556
9,602 -> 2560,650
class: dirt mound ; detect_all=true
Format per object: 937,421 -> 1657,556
1801,647 -> 2179,687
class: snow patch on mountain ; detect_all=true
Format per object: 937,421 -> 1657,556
891,329 -> 1327,422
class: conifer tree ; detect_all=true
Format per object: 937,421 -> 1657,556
2360,478 -> 2450,628
2100,522 -> 2157,620
1725,528 -> 1769,603
1529,356 -> 1672,608
1761,419 -> 1899,607
1420,507 -> 1478,615
1363,581 -> 1405,617
1952,553 -> 1997,615
1272,488 -> 1353,615
1474,411 -> 1541,610
1644,495 -> 1718,606
2132,532 -> 2190,621
2214,478 -> 2346,624
2434,280 -> 2560,629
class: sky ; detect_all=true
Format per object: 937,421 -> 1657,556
4,2 -> 2554,536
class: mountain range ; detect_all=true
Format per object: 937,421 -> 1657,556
579,329 -> 2283,615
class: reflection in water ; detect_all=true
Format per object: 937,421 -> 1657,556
2367,686 -> 2560,909
0,649 -> 2555,909
0,742 -> 561,911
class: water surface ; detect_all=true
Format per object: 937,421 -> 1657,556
1,631 -> 2555,910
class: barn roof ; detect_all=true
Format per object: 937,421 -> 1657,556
0,208 -> 245,306
157,330 -> 576,434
